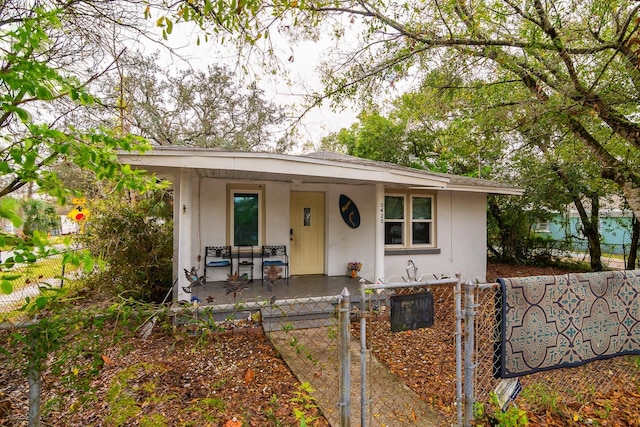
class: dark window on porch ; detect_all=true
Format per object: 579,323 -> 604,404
384,195 -> 404,245
234,193 -> 259,246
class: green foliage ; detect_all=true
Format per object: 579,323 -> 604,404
519,383 -> 560,414
21,199 -> 59,237
0,250 -> 82,312
474,392 -> 529,427
105,362 -> 175,425
0,3 -> 161,311
78,192 -> 173,302
162,0 -> 640,226
290,382 -> 320,426
186,397 -> 226,423
0,6 -> 155,203
487,195 -> 548,263
0,197 -> 23,231
1,291 -> 169,410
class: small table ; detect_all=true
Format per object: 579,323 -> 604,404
236,246 -> 255,282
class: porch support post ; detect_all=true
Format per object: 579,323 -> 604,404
374,184 -> 385,283
177,168 -> 194,302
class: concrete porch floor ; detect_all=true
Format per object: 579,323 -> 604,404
184,274 -> 369,306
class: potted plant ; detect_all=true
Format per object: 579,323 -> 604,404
348,261 -> 362,278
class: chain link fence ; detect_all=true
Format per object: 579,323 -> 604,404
250,276 -> 640,427
473,283 -> 640,422
0,249 -> 74,323
0,248 -> 80,427
6,262 -> 640,426
356,282 -> 461,426
178,282 -> 460,427
173,295 -> 342,426
214,278 -> 462,427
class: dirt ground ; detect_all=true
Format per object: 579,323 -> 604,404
0,262 -> 639,426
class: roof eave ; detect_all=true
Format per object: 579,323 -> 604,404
118,151 -> 451,188
118,149 -> 523,195
410,184 -> 523,195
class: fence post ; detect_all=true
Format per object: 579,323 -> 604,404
28,332 -> 41,427
359,279 -> 369,427
463,280 -> 477,427
339,287 -> 351,427
60,260 -> 66,288
454,273 -> 463,427
0,320 -> 41,427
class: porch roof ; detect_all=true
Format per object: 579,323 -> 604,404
118,147 -> 523,195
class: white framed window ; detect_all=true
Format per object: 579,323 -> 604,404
534,220 -> 550,233
384,195 -> 405,245
385,193 -> 434,247
411,196 -> 433,245
229,187 -> 263,247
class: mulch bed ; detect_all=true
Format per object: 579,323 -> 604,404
1,262 -> 639,426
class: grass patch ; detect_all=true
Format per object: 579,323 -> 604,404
105,362 -> 170,426
520,382 -> 560,412
186,397 -> 226,423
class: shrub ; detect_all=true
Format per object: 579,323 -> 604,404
78,192 -> 173,302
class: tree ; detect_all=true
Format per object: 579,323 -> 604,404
326,111 -> 434,168
628,215 -> 639,269
324,66 -> 619,267
21,199 -> 59,237
162,1 -> 640,220
0,3 -> 160,295
0,4 -> 155,201
95,52 -> 293,152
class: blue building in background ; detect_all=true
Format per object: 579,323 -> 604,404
534,207 -> 635,256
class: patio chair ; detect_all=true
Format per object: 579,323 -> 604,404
204,246 -> 233,280
261,245 -> 289,285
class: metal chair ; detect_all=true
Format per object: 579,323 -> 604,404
261,245 -> 289,285
204,246 -> 233,280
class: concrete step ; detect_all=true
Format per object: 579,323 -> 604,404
261,301 -> 338,332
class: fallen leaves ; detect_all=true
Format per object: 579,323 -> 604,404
224,417 -> 242,427
1,262 -> 638,427
244,367 -> 255,386
0,328 -> 329,426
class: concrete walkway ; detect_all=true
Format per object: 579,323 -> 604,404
268,328 -> 445,427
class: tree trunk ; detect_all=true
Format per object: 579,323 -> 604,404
487,198 -> 506,261
585,196 -> 603,272
572,195 -> 603,272
627,215 -> 639,270
618,181 -> 640,227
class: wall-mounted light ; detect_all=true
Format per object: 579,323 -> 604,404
182,204 -> 187,214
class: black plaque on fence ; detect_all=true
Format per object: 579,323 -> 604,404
390,291 -> 434,332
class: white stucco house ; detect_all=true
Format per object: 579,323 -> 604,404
118,148 -> 522,302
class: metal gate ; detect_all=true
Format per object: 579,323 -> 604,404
336,275 -> 475,426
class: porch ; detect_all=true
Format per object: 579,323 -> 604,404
183,274 -> 369,306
